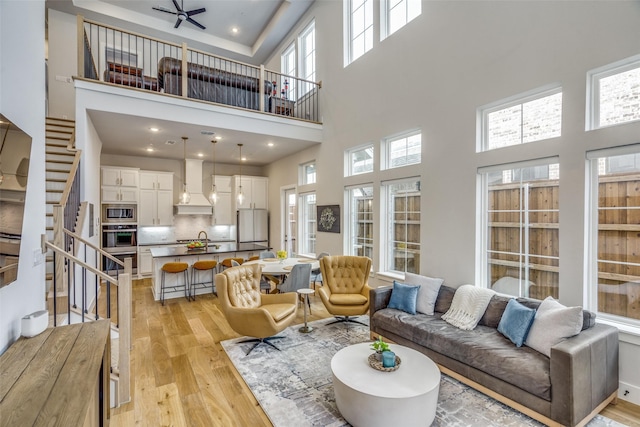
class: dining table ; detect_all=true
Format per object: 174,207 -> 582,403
243,257 -> 320,276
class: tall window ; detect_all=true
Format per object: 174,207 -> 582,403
382,179 -> 420,274
300,161 -> 316,185
480,87 -> 562,151
348,0 -> 373,64
383,131 -> 421,169
587,55 -> 640,130
299,193 -> 317,256
299,21 -> 316,95
346,185 -> 374,258
346,144 -> 374,176
281,43 -> 297,100
383,0 -> 421,38
587,146 -> 640,326
478,160 -> 560,298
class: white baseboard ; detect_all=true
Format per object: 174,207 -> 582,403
618,381 -> 640,406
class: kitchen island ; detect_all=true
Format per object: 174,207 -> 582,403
149,242 -> 269,301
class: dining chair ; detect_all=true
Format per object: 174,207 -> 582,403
278,263 -> 313,312
260,251 -> 276,259
311,252 -> 330,290
258,250 -> 281,290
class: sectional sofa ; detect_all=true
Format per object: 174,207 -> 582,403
370,282 -> 619,427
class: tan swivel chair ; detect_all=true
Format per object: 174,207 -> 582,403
318,255 -> 372,326
216,263 -> 298,355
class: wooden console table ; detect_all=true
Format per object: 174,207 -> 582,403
0,320 -> 111,427
270,97 -> 295,116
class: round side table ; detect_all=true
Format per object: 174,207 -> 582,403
297,288 -> 315,333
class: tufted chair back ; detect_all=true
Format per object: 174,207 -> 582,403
216,263 -> 298,340
320,255 -> 371,294
219,263 -> 262,309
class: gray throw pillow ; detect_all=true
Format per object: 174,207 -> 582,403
525,296 -> 583,357
404,272 -> 444,315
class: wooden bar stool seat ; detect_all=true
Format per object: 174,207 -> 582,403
221,257 -> 244,269
191,260 -> 218,298
160,262 -> 189,305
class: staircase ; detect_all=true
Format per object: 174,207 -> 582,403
42,118 -> 133,406
44,117 -> 77,318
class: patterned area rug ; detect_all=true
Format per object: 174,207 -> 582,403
221,317 -> 625,427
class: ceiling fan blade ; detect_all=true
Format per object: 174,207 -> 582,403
172,0 -> 182,12
187,8 -> 206,16
152,6 -> 177,14
174,17 -> 183,28
186,17 -> 206,30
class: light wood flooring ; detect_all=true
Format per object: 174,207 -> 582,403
110,279 -> 640,427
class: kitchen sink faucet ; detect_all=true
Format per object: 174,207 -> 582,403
198,230 -> 208,251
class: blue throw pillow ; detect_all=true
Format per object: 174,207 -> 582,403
387,281 -> 420,315
497,299 -> 537,347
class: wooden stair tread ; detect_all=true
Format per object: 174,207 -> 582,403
46,117 -> 75,124
46,136 -> 72,141
46,168 -> 71,173
46,151 -> 74,156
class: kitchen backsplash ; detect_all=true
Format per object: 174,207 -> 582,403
138,215 -> 233,244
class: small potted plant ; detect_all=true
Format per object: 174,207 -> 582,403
370,337 -> 390,361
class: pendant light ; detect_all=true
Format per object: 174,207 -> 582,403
179,136 -> 191,204
237,143 -> 245,206
208,139 -> 218,205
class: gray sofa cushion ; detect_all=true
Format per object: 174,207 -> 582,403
372,308 -> 551,401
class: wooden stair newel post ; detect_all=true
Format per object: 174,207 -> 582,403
52,205 -> 67,294
117,259 -> 132,404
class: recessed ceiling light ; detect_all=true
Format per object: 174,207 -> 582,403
241,157 -> 246,161
197,153 -> 204,157
231,27 -> 239,34
149,127 -> 159,132
215,136 -> 222,140
146,147 -> 155,152
267,142 -> 274,147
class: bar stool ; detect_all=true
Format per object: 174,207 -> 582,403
220,257 -> 244,270
191,260 -> 218,299
160,262 -> 189,305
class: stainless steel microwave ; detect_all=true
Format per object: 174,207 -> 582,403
102,204 -> 136,223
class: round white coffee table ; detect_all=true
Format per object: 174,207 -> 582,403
331,342 -> 440,427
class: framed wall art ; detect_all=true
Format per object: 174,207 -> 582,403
317,204 -> 340,233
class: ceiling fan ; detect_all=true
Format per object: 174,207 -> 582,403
152,0 -> 206,30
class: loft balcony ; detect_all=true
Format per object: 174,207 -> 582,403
77,16 -> 322,126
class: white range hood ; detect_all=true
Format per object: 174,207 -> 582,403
175,159 -> 213,215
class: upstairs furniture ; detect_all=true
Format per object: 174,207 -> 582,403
158,57 -> 273,111
0,320 -> 111,426
216,263 -> 298,355
318,255 -> 372,326
104,62 -> 159,92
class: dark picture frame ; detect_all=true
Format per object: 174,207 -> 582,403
317,205 -> 340,233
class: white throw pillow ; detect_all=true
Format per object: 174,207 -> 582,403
525,296 -> 583,357
404,273 -> 444,315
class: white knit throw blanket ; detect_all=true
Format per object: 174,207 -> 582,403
441,285 -> 496,330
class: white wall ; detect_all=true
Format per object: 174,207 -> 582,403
264,1 -> 640,404
0,0 -> 47,353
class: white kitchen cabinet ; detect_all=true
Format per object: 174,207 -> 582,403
214,192 -> 233,225
138,247 -> 153,275
233,175 -> 268,210
211,175 -> 233,225
101,186 -> 138,203
101,167 -> 139,202
138,171 -> 174,226
101,167 -> 138,187
140,171 -> 173,191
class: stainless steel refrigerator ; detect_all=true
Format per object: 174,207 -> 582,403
237,209 -> 269,245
